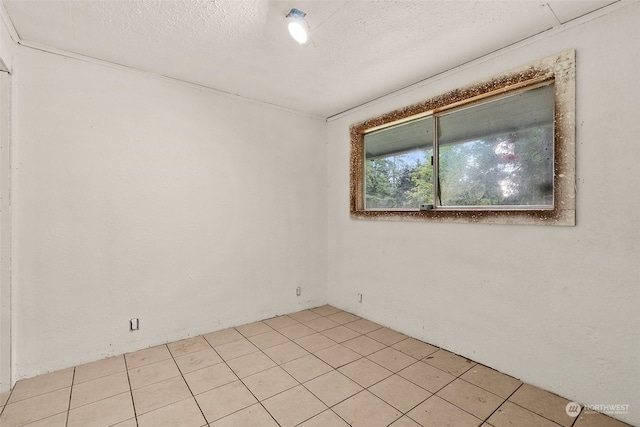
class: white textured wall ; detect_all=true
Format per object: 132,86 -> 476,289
13,47 -> 327,379
0,12 -> 14,393
326,4 -> 639,426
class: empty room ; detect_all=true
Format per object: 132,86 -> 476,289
0,1 -> 638,426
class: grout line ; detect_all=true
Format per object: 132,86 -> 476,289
64,368 -> 75,427
389,351 -> 493,425
0,388 -> 12,417
501,383 -> 567,427
235,309 -> 354,426
177,337 -> 225,426
293,308 -> 359,427
483,383 -> 525,424
570,407 -> 585,427
122,350 -> 141,427
506,398 -> 566,427
226,326 -> 284,427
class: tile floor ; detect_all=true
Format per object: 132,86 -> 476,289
0,305 -> 632,427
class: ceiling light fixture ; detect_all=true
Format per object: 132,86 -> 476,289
286,8 -> 309,45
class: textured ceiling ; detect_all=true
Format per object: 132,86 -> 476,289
1,0 -> 618,118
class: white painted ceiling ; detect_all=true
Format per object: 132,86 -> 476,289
1,0 -> 618,118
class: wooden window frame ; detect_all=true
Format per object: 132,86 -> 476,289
349,50 -> 576,226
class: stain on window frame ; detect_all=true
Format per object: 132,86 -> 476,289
349,50 -> 576,226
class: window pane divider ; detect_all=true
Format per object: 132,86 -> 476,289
433,114 -> 440,208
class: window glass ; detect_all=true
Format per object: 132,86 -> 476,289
364,117 -> 433,209
437,84 -> 554,207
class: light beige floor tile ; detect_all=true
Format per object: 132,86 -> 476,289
304,370 -> 363,407
9,368 -> 74,403
74,355 -> 126,384
314,344 -> 361,368
304,317 -> 341,332
209,403 -> 279,427
167,336 -> 211,357
262,385 -> 327,427
196,380 -> 257,423
125,345 -> 171,370
128,358 -> 181,389
460,364 -> 522,399
389,416 -> 423,427
279,323 -> 316,340
174,348 -> 223,374
342,335 -> 386,356
487,400 -> 560,427
298,409 -> 351,427
183,362 -> 238,395
227,351 -> 276,378
262,315 -> 300,330
111,419 -> 137,427
369,374 -> 432,413
21,412 -> 67,427
295,333 -> 337,353
338,357 -> 393,388
263,341 -> 309,364
248,330 -> 290,350
326,312 -> 361,325
137,397 -> 207,427
423,349 -> 476,376
345,319 -> 383,334
310,305 -> 342,316
242,366 -> 298,401
437,378 -> 505,419
67,391 -> 134,427
0,388 -> 70,427
321,326 -> 362,343
214,339 -> 259,361
70,371 -> 130,409
281,354 -> 333,383
574,411 -> 633,427
509,384 -> 574,426
398,360 -> 456,393
203,327 -> 244,347
131,375 -> 192,415
236,321 -> 274,338
408,396 -> 482,427
333,390 -> 402,427
367,328 -> 407,346
288,309 -> 322,323
368,347 -> 418,372
392,338 -> 439,360
5,307 -> 615,427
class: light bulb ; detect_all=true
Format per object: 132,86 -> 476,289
288,21 -> 308,44
286,8 -> 309,45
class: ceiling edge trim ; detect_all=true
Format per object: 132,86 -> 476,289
326,0 -> 627,122
0,3 -> 20,44
16,39 -> 325,122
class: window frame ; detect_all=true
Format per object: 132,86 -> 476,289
349,50 -> 576,226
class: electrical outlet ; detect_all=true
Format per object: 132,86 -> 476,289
296,286 -> 301,296
130,318 -> 139,331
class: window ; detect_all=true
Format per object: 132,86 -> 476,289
350,50 -> 575,226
